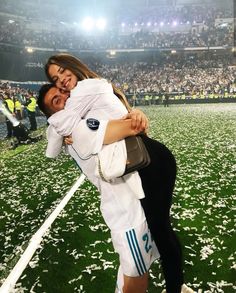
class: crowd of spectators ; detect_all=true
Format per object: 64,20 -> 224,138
0,3 -> 233,50
0,53 -> 235,107
92,55 -> 236,101
0,82 -> 39,119
0,82 -> 36,102
0,22 -> 233,50
119,4 -> 233,28
0,1 -> 232,26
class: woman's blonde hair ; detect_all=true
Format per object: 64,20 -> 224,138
45,53 -> 131,111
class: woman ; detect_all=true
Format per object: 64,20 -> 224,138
39,54 -> 194,293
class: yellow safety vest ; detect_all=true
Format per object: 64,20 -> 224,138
123,83 -> 129,90
5,98 -> 15,113
27,97 -> 37,112
15,100 -> 22,111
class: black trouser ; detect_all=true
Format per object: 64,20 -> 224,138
138,135 -> 184,293
27,111 -> 37,130
6,119 -> 14,137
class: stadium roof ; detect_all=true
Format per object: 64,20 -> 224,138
0,0 -> 231,22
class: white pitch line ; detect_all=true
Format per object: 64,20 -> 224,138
0,174 -> 86,293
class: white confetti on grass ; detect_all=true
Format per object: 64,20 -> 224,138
148,104 -> 236,292
200,245 -> 215,260
0,138 -> 80,285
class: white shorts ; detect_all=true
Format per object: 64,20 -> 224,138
111,220 -> 159,277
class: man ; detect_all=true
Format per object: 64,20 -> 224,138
14,96 -> 23,120
2,93 -> 15,138
25,92 -> 37,130
38,84 -> 159,293
38,83 -> 195,293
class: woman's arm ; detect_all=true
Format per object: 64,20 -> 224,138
104,108 -> 149,144
64,109 -> 148,145
103,118 -> 145,144
64,117 -> 146,146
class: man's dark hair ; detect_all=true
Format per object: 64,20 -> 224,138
38,84 -> 54,118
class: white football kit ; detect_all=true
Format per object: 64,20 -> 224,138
68,118 -> 159,277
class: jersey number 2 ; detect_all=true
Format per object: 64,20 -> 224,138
142,233 -> 152,253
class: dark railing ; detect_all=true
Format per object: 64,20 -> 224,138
126,93 -> 236,106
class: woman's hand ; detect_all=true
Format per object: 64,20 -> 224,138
63,135 -> 73,145
122,109 -> 149,132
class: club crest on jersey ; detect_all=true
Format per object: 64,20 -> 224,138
86,118 -> 100,130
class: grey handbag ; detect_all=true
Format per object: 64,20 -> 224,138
123,135 -> 151,175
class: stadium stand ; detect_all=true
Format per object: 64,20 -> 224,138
0,0 -> 235,105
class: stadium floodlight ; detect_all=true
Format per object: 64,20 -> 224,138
147,22 -> 151,27
110,50 -> 116,56
26,47 -> 34,53
107,50 -> 116,59
134,22 -> 138,27
121,22 -> 125,27
173,21 -> 177,26
96,18 -> 106,30
160,21 -> 164,27
219,23 -> 228,28
82,17 -> 94,31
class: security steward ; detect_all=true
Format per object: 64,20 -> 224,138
14,97 -> 23,120
3,94 -> 15,138
25,93 -> 37,131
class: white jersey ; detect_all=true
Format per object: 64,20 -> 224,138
68,119 -> 146,232
68,119 -> 159,278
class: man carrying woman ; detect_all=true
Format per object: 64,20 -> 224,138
38,54 -> 195,293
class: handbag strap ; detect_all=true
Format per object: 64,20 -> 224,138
97,156 -> 110,182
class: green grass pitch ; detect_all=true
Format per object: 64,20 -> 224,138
0,103 -> 235,292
